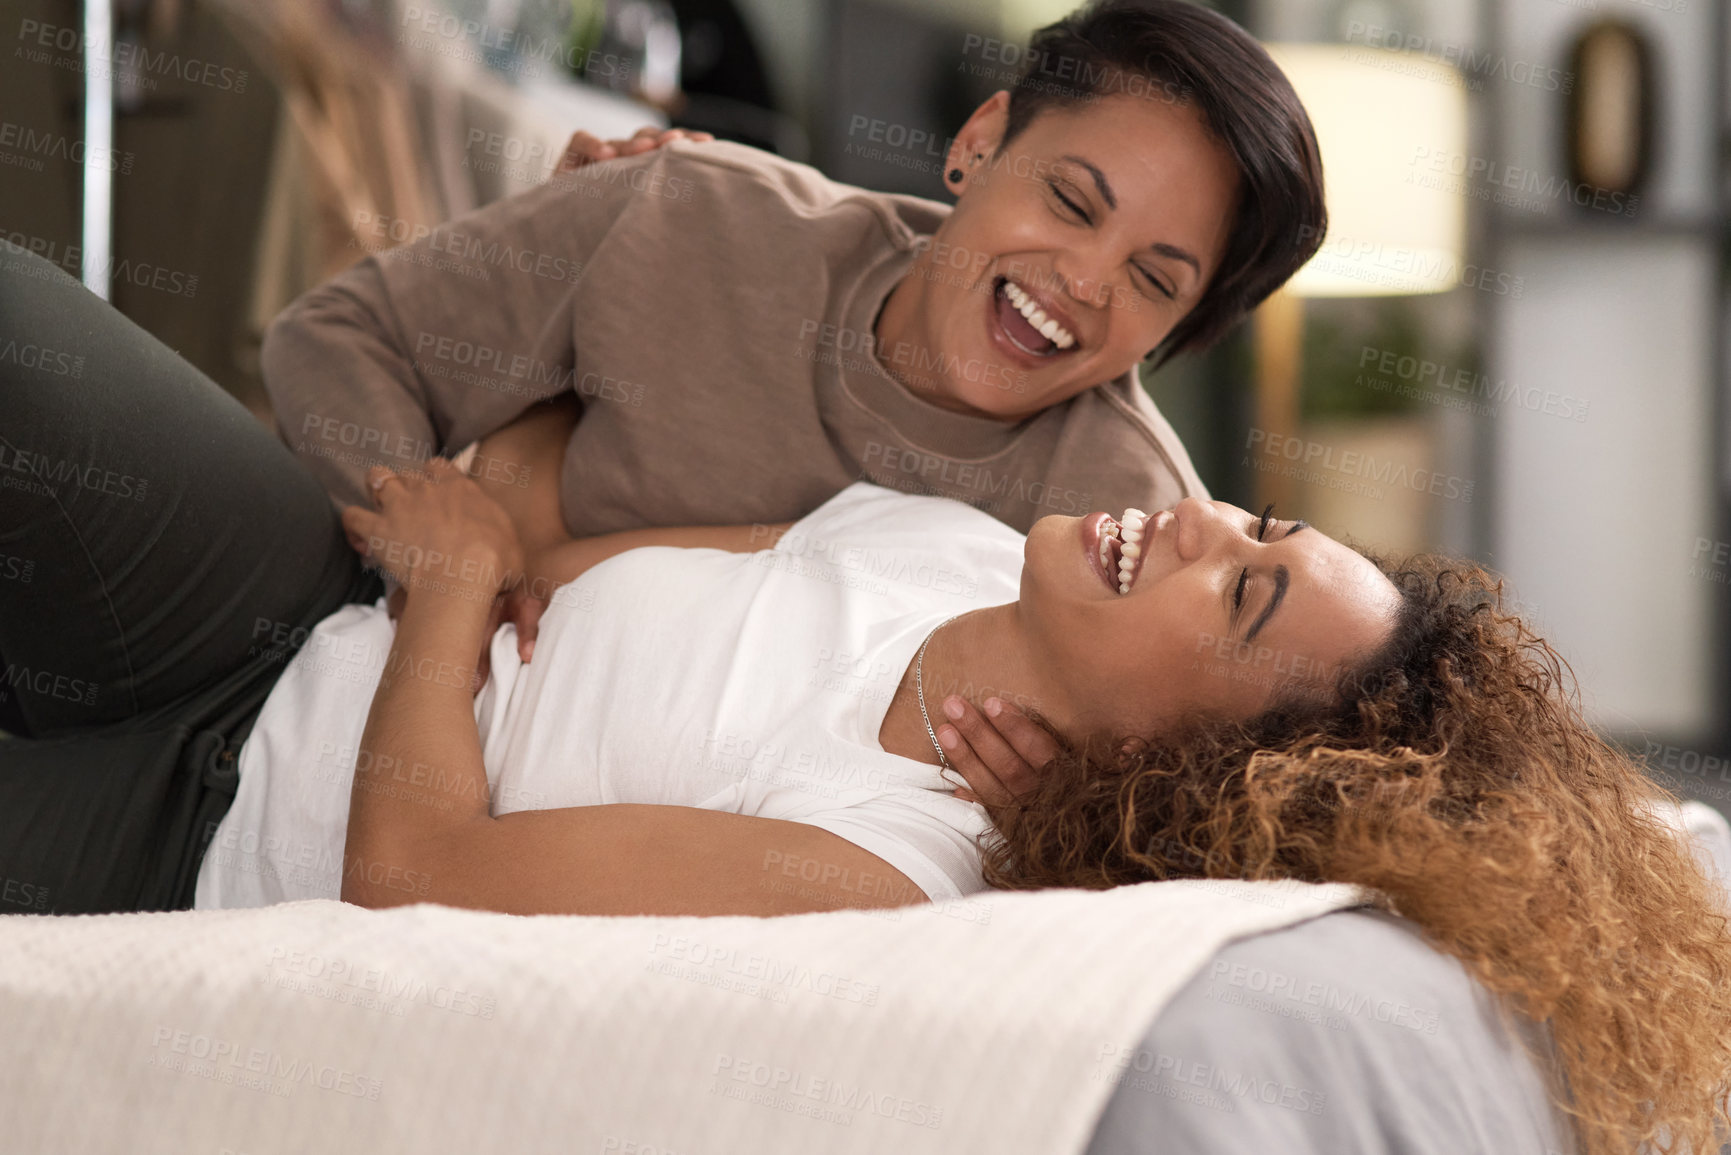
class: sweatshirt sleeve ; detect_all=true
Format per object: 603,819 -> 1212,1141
259,163 -> 646,511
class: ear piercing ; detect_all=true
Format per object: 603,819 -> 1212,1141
947,153 -> 984,186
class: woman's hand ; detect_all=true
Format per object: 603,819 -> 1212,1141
342,459 -> 524,596
936,696 -> 1061,807
554,125 -> 715,175
346,459 -> 527,694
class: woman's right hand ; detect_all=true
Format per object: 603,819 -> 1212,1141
341,459 -> 524,601
936,696 -> 1060,807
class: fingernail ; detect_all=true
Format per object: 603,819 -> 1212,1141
985,697 -> 1002,717
943,697 -> 963,720
938,727 -> 957,750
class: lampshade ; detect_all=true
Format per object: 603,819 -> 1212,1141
1263,43 -> 1470,298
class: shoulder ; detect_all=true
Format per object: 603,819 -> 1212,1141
637,138 -> 950,245
776,482 -> 1023,603
1052,367 -> 1209,503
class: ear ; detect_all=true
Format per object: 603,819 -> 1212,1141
944,89 -> 1013,189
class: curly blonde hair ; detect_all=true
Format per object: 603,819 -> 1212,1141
978,552 -> 1731,1155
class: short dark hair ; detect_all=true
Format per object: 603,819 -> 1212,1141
993,0 -> 1327,368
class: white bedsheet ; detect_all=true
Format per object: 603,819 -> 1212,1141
1,879 -> 1364,1154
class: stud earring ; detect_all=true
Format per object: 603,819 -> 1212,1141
948,168 -> 964,183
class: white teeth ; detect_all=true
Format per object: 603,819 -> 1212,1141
1003,279 -> 1076,350
1115,510 -> 1149,596
1098,518 -> 1122,586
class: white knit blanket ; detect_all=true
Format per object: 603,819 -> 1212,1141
0,880 -> 1367,1155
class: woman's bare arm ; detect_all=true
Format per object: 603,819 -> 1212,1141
341,461 -> 923,917
464,391 -> 582,556
345,533 -> 922,916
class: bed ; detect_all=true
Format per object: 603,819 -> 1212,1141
3,801 -> 1722,1154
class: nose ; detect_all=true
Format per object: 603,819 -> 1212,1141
1051,247 -> 1118,313
1172,497 -> 1241,562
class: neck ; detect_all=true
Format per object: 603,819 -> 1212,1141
876,604 -> 1061,765
872,257 -> 1001,421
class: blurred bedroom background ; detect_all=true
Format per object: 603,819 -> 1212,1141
2,0 -> 1725,815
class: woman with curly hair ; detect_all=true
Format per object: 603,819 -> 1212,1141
966,549 -> 1731,1155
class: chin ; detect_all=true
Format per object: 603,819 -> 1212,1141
1019,515 -> 1082,604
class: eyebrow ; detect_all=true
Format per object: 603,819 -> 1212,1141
1057,154 -> 1203,278
1245,564 -> 1290,644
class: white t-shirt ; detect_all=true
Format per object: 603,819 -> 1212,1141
193,482 -> 1026,910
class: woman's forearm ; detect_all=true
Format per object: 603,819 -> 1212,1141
344,575 -> 498,903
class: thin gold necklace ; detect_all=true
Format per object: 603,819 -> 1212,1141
915,614 -> 962,769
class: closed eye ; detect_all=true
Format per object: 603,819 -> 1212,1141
1045,180 -> 1175,300
1232,505 -> 1277,614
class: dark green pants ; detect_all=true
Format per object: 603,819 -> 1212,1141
0,243 -> 382,913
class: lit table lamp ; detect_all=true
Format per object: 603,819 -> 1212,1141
1252,43 -> 1469,512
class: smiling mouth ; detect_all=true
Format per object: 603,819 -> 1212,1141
993,275 -> 1077,358
1098,509 -> 1149,595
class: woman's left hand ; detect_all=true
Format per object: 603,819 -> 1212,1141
554,125 -> 715,175
936,696 -> 1060,806
341,459 -> 525,602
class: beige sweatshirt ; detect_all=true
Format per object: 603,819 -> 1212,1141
260,138 -> 1207,536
